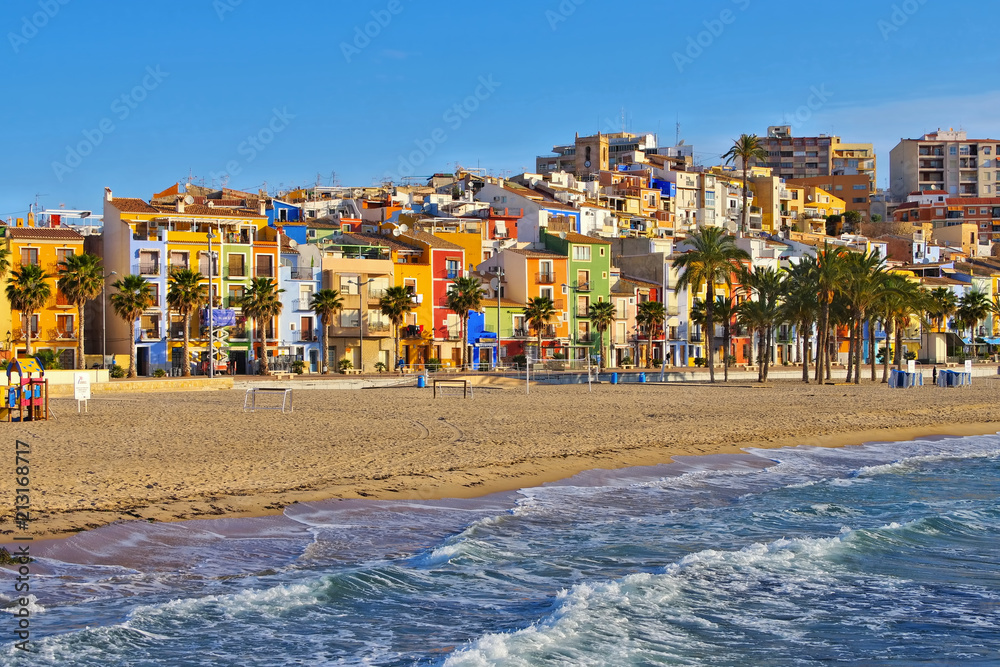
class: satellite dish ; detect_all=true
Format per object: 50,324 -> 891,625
392,229 -> 401,236
184,195 -> 195,205
490,278 -> 500,291
399,224 -> 409,233
559,231 -> 567,239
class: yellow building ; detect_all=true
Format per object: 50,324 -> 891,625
4,225 -> 86,367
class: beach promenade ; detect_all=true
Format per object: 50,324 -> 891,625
4,375 -> 1000,542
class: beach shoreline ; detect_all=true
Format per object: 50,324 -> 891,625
3,380 -> 999,544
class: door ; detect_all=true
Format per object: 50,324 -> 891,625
137,346 -> 150,377
231,350 -> 248,375
309,349 -> 318,373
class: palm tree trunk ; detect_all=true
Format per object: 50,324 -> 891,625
801,320 -> 810,383
869,318 -> 877,381
894,326 -> 903,370
723,324 -> 730,382
77,303 -> 85,369
322,316 -> 329,374
846,317 -> 855,383
128,321 -> 137,378
741,167 -> 749,235
827,322 -> 835,381
763,326 -> 772,382
815,305 -> 827,383
461,315 -> 468,370
25,312 -> 33,356
258,320 -> 269,375
756,328 -> 765,382
705,287 -> 716,383
881,321 -> 891,383
182,310 -> 191,377
393,322 -> 400,373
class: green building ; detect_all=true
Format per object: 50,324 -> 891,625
540,229 -> 613,360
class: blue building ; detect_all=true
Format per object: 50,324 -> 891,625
268,200 -> 308,244
277,236 -> 322,372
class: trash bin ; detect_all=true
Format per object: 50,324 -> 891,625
639,372 -> 646,383
610,372 -> 618,385
416,375 -> 426,388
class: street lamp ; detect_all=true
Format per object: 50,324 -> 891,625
492,267 -> 504,370
349,277 -> 375,373
102,271 -> 117,369
207,229 -> 217,379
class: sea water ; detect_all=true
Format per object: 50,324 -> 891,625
3,434 -> 999,665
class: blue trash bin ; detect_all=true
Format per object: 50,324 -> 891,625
610,372 -> 618,385
416,375 -> 426,388
639,372 -> 646,383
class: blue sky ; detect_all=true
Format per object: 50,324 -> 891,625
1,0 -> 996,219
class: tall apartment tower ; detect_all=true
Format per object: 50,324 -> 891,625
757,126 -> 876,191
889,128 -> 1000,200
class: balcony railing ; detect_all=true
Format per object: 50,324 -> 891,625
577,333 -> 595,343
295,331 -> 317,342
576,307 -> 590,318
225,264 -> 247,278
576,282 -> 592,292
55,293 -> 74,307
169,323 -> 188,338
536,272 -> 555,284
133,262 -> 161,276
289,267 -> 316,280
369,322 -> 391,333
402,325 -> 425,338
52,329 -> 76,341
292,299 -> 312,311
368,289 -> 387,302
139,328 -> 161,341
513,328 -> 530,338
254,265 -> 274,278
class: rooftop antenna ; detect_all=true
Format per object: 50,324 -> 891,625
676,114 -> 680,146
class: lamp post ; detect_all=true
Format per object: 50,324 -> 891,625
207,229 -> 217,378
493,266 -> 504,370
102,271 -> 117,369
349,277 -> 375,373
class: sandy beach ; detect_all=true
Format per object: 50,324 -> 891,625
3,378 -> 1000,542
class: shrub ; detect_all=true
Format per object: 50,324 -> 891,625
511,354 -> 527,367
426,357 -> 441,371
153,368 -> 167,378
903,349 -> 917,361
551,352 -> 566,360
110,365 -> 126,378
292,360 -> 306,375
338,359 -> 353,372
374,361 -> 387,373
694,357 -> 706,367
620,355 -> 634,366
34,350 -> 62,370
725,354 -> 737,365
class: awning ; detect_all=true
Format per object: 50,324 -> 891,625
494,220 -> 507,237
986,337 -> 1000,345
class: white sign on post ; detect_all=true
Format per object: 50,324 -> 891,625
74,372 -> 91,412
907,359 -> 916,374
965,360 -> 973,375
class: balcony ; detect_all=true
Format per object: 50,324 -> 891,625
576,281 -> 592,292
289,267 -> 316,280
536,272 -> 556,284
513,328 -> 530,338
169,323 -> 188,338
295,331 -> 317,342
224,296 -> 244,308
402,324 -> 425,338
576,307 -> 590,318
223,230 -> 253,245
577,333 -> 595,344
138,328 -> 161,341
225,264 -> 247,278
55,293 -> 74,308
254,265 -> 274,278
133,262 -> 161,276
292,299 -> 312,311
51,329 -> 76,341
368,288 -> 387,302
368,322 -> 391,334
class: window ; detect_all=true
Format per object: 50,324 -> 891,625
982,208 -> 990,215
277,208 -> 288,222
226,254 -> 245,277
369,276 -> 389,299
403,278 -> 416,296
340,309 -> 360,327
835,185 -> 843,191
950,146 -> 958,155
540,286 -> 554,302
577,269 -> 590,289
572,245 -> 591,261
19,248 -> 38,266
299,316 -> 314,340
148,282 -> 160,305
255,254 -> 273,278
853,198 -> 866,203
340,275 -> 359,294
853,184 -> 867,190
512,314 -> 526,336
55,248 -> 75,266
228,285 -> 244,307
446,259 -> 459,279
170,251 -> 188,270
138,250 -> 159,275
56,314 -> 74,338
299,285 -> 314,308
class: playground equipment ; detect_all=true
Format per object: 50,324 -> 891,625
3,357 -> 50,422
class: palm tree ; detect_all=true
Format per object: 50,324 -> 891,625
0,248 -> 11,279
674,227 -> 750,382
957,289 -> 991,359
722,133 -> 769,235
310,289 -> 343,374
781,257 -> 818,383
523,296 -> 556,362
691,295 -> 736,380
446,276 -> 486,370
166,269 -> 208,377
737,266 -> 784,382
109,275 -> 153,377
6,264 -> 52,357
55,253 -> 104,369
240,277 -> 284,375
589,300 -> 616,371
813,244 -> 847,382
636,300 -> 666,369
380,285 -> 413,371
928,286 -> 958,333
842,250 -> 886,384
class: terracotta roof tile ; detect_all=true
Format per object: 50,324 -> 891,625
507,247 -> 566,259
402,229 -> 464,251
5,226 -> 84,241
559,231 -> 612,245
341,232 -> 421,252
110,197 -> 159,213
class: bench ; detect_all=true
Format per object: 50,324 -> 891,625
243,387 -> 293,413
433,378 -> 471,399
342,369 -> 362,375
269,372 -> 294,380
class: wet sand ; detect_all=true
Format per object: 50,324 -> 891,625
3,378 -> 1000,542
